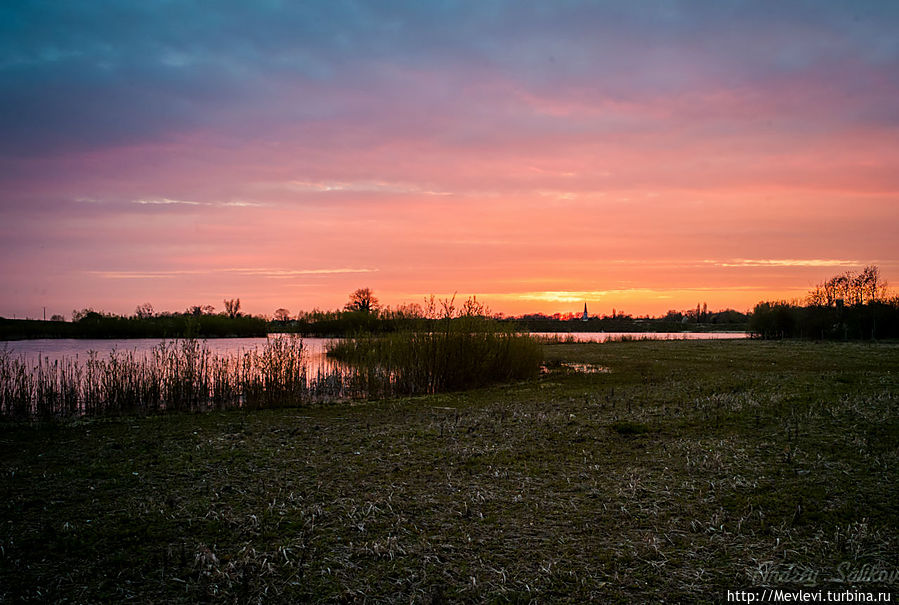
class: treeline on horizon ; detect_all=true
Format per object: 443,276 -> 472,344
4,267 -> 898,341
749,266 -> 899,339
0,300 -> 268,340
284,291 -> 751,336
0,289 -> 749,340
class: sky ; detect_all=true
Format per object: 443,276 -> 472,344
2,1 -> 898,319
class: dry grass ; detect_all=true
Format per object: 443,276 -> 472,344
1,340 -> 897,602
327,328 -> 542,395
0,336 -> 361,418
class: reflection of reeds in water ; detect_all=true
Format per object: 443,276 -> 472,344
602,333 -> 689,343
533,333 -> 580,344
0,336 -> 353,419
534,333 -> 695,344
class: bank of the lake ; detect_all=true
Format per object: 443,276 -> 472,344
0,331 -> 748,361
0,315 -> 748,341
1,339 -> 896,603
0,333 -> 746,418
0,315 -> 268,340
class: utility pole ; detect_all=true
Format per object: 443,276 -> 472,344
43,306 -> 46,321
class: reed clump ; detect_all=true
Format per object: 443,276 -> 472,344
533,333 -> 580,344
0,336 -> 337,419
327,309 -> 542,395
1,302 -> 546,419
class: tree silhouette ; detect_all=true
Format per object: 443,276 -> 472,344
224,298 -> 241,318
344,288 -> 379,313
134,303 -> 155,319
807,266 -> 887,307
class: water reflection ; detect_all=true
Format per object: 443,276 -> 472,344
532,331 -> 748,343
1,331 -> 748,360
0,332 -> 749,418
1,335 -> 342,377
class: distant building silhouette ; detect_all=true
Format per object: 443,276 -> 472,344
582,303 -> 588,321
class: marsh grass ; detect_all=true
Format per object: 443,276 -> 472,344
535,333 -> 696,344
0,336 -> 349,419
1,340 -> 896,602
603,333 -> 689,343
1,326 -> 544,418
534,333 -> 581,344
326,321 -> 543,395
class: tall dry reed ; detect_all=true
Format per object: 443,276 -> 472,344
0,336 -> 347,419
327,321 -> 542,395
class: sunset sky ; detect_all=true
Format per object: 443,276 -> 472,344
2,1 -> 898,319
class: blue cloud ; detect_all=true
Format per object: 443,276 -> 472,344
1,0 -> 897,156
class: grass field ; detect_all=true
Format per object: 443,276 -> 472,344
1,340 -> 897,603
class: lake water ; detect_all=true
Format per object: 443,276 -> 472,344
0,331 -> 750,415
0,331 -> 748,364
0,335 -> 340,377
532,331 -> 749,342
